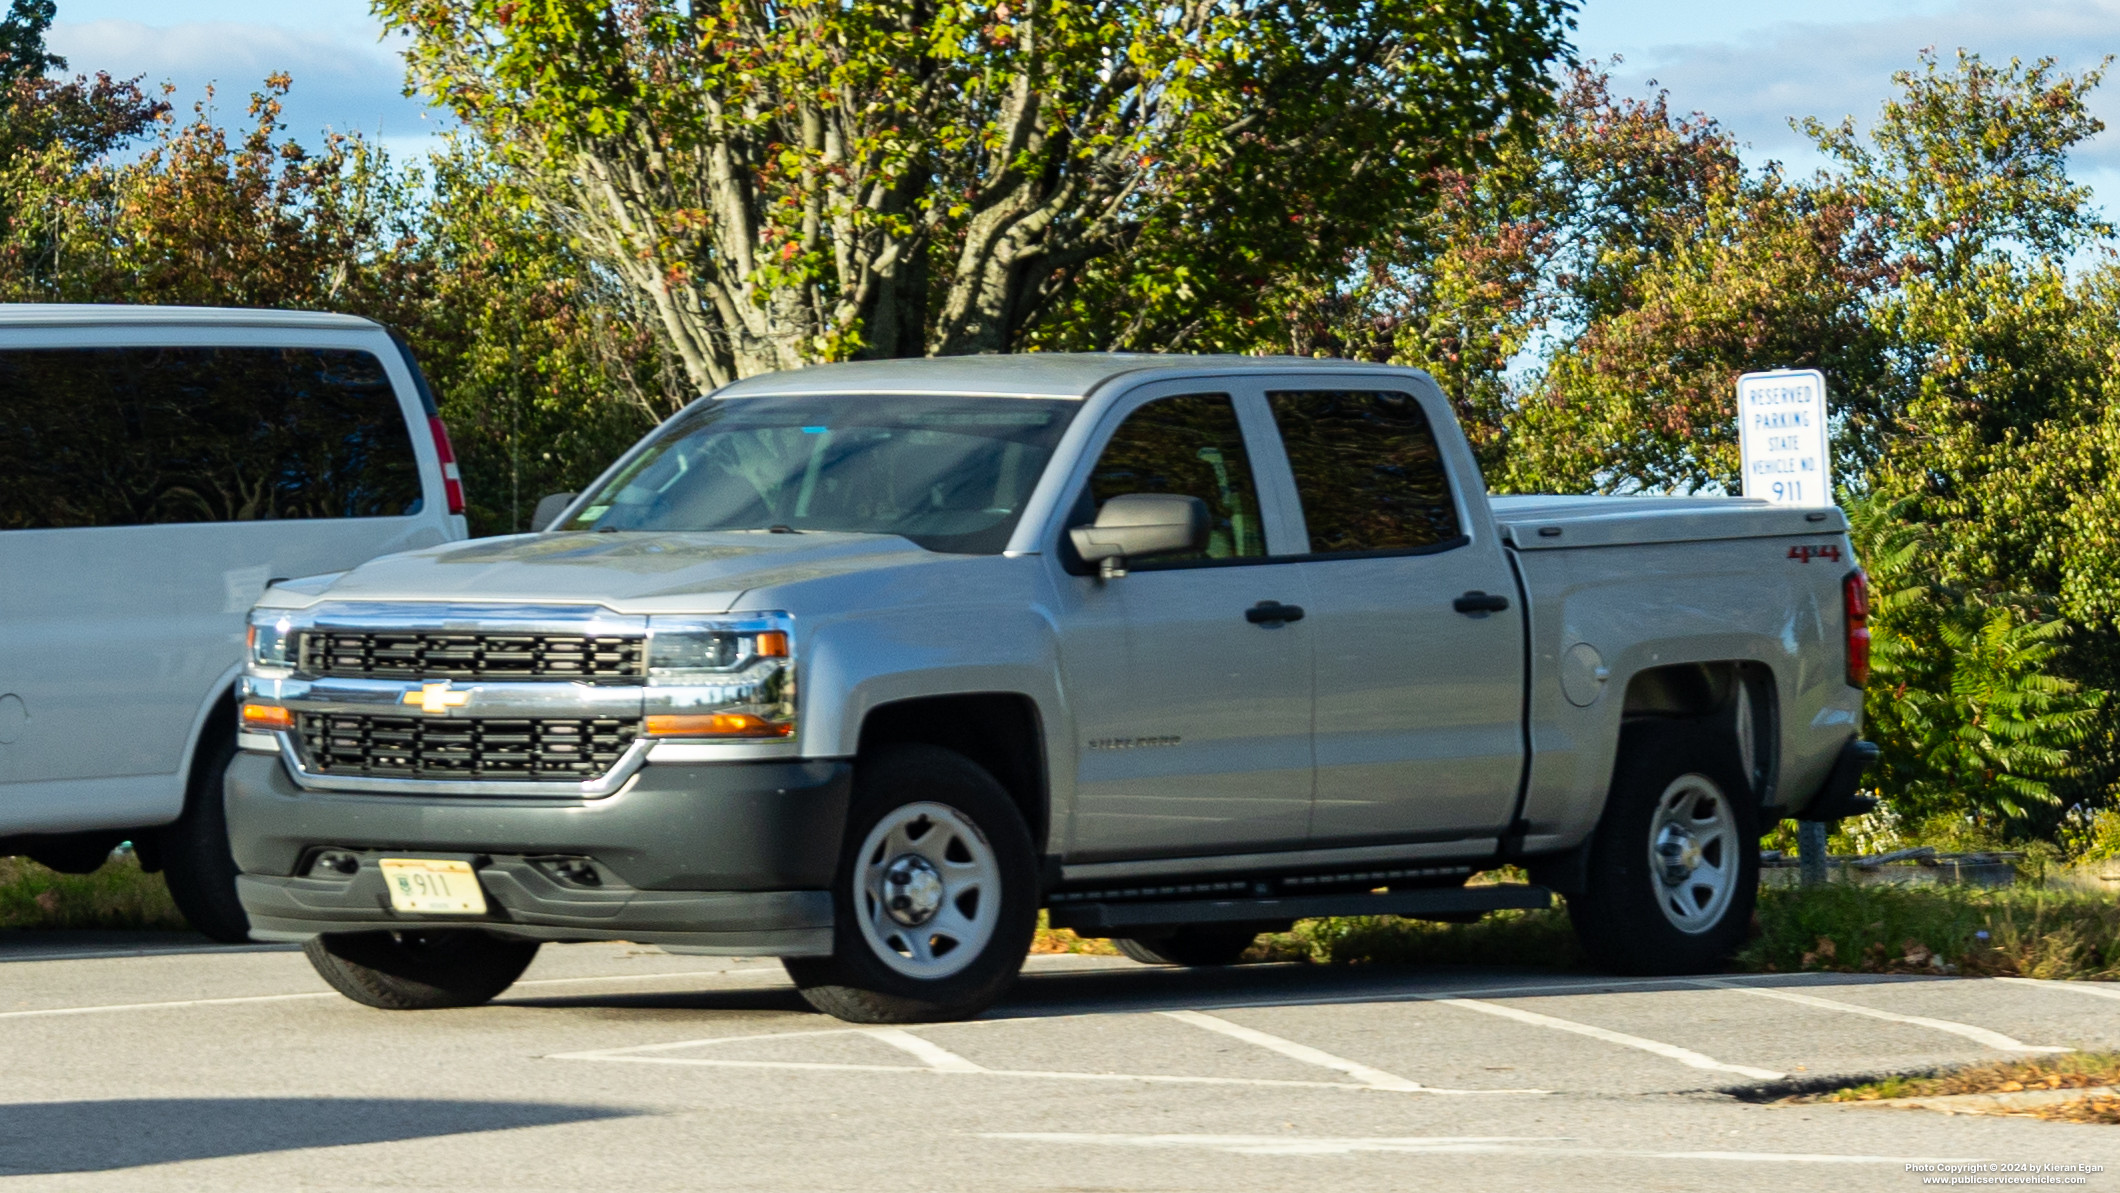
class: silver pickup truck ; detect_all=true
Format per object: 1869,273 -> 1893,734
226,355 -> 1874,1023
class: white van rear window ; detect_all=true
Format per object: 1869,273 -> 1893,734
0,346 -> 424,530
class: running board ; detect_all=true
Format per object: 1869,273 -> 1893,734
1045,883 -> 1555,934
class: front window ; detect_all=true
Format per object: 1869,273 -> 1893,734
561,395 -> 1078,554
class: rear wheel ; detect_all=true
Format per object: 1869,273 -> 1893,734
304,930 -> 541,1010
1569,721 -> 1759,974
1114,925 -> 1261,967
160,726 -> 251,943
784,745 -> 1038,1024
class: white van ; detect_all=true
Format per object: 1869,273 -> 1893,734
0,305 -> 468,939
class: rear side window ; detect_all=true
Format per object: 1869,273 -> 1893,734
1083,393 -> 1265,566
0,346 -> 423,530
1268,389 -> 1462,555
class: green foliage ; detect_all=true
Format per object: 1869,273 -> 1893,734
378,0 -> 1576,385
411,141 -> 672,533
1849,497 -> 2107,823
1805,48 -> 2111,284
0,0 -> 61,83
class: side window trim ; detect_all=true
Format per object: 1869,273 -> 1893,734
1228,387 -> 1311,558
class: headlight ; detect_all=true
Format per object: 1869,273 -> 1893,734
643,613 -> 796,739
247,609 -> 296,671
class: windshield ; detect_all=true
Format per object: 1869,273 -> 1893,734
560,395 -> 1080,554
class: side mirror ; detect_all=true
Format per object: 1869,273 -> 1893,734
529,492 -> 579,532
1068,493 -> 1208,578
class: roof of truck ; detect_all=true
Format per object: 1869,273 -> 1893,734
711,352 -> 1423,400
0,304 -> 382,330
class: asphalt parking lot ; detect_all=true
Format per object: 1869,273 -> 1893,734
2,934 -> 2116,1191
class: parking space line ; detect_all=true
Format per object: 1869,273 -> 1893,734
1433,998 -> 1786,1080
862,1027 -> 986,1072
1995,977 -> 2120,1003
0,991 -> 338,1019
549,1050 -> 1538,1093
549,1026 -> 866,1059
0,966 -> 792,1022
982,1132 -> 1987,1165
1695,980 -> 2072,1053
1161,1010 -> 1435,1092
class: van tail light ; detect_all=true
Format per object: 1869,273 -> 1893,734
1843,569 -> 1870,688
427,415 -> 465,516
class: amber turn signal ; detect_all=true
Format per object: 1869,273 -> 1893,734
241,703 -> 294,731
755,631 -> 789,658
644,713 -> 792,738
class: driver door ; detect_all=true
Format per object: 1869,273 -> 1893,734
1054,389 -> 1315,862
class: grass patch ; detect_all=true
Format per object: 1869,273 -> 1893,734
1824,1052 -> 2120,1101
1248,906 -> 1584,967
1739,881 -> 2120,979
1029,910 -> 1119,955
0,852 -> 188,932
1815,1053 -> 2120,1124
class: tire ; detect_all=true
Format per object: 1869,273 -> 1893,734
303,930 -> 541,1010
783,744 -> 1039,1024
1115,924 -> 1261,967
1569,720 -> 1760,975
160,724 -> 252,943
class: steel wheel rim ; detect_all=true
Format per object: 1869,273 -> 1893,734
853,801 -> 1000,980
1646,773 -> 1738,935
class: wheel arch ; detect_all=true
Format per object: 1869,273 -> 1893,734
1619,660 -> 1779,806
855,693 -> 1051,854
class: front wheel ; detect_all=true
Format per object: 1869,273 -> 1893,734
783,745 -> 1038,1024
304,930 -> 541,1010
1569,721 -> 1760,975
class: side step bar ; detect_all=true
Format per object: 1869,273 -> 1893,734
1045,883 -> 1554,935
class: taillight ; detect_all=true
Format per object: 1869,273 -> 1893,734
1843,569 -> 1870,687
427,415 -> 464,516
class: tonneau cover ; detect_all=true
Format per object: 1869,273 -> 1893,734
1490,494 -> 1847,550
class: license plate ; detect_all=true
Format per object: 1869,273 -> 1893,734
377,858 -> 488,915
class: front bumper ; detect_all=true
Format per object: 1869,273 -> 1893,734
225,752 -> 850,954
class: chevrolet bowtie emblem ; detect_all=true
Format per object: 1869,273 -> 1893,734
403,681 -> 472,715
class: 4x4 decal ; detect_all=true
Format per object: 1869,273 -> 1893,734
1788,544 -> 1843,564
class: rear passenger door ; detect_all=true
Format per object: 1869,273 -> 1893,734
1263,383 -> 1525,847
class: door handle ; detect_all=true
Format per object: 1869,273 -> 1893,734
1453,591 -> 1511,615
1245,601 -> 1305,626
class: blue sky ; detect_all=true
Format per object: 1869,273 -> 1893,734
42,0 -> 2120,209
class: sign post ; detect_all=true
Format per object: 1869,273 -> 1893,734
1740,369 -> 1836,881
1736,368 -> 1831,506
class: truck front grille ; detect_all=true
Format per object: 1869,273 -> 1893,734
299,631 -> 645,681
297,714 -> 640,780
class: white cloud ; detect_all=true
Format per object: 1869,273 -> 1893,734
1603,0 -> 2120,175
45,19 -> 445,146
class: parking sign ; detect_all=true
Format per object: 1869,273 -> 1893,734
1737,369 -> 1830,506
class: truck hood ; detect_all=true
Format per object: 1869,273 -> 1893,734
278,530 -> 936,613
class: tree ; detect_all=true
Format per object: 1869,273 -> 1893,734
1850,498 -> 2107,824
379,0 -> 1575,388
0,0 -> 62,84
412,140 -> 676,532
